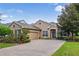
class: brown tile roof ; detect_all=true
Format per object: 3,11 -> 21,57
6,20 -> 41,30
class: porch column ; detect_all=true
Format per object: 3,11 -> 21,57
56,29 -> 58,38
47,28 -> 51,39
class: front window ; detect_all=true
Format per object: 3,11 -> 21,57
13,25 -> 15,27
43,31 -> 48,36
39,22 -> 41,24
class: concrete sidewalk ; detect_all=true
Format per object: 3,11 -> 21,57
0,40 -> 65,56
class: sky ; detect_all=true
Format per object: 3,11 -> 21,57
0,3 -> 66,24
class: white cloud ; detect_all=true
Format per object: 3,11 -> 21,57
7,9 -> 15,12
55,5 -> 65,12
10,15 -> 13,18
16,9 -> 24,13
1,14 -> 13,18
1,15 -> 9,18
7,9 -> 24,13
53,3 -> 58,6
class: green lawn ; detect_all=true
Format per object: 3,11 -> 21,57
0,43 -> 16,48
52,42 -> 79,56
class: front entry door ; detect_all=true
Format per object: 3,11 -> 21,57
51,29 -> 56,38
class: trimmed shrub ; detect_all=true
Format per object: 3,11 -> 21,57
3,35 -> 17,43
57,36 -> 79,41
18,33 -> 30,44
2,34 -> 30,43
0,28 -> 30,43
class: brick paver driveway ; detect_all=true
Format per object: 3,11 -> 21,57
0,39 -> 65,56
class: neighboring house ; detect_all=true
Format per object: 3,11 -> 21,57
6,20 -> 58,39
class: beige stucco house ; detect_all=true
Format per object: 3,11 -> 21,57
7,20 -> 58,39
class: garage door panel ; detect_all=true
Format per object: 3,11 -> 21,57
29,32 -> 39,39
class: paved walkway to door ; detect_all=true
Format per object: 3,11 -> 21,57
0,39 -> 65,56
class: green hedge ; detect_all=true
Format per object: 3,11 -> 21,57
0,35 -> 30,43
58,36 -> 79,41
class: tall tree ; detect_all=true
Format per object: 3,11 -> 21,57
58,3 -> 79,40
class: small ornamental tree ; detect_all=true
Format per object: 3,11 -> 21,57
0,24 -> 12,37
19,28 -> 30,43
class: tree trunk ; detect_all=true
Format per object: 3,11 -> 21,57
71,32 -> 74,41
67,32 -> 70,36
67,31 -> 70,40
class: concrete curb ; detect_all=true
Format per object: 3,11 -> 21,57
49,41 -> 65,56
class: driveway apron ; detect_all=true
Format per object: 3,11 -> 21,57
0,40 -> 65,56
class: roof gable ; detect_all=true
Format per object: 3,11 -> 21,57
8,20 -> 41,30
35,20 -> 50,25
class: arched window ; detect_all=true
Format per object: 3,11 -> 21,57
13,25 -> 15,27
